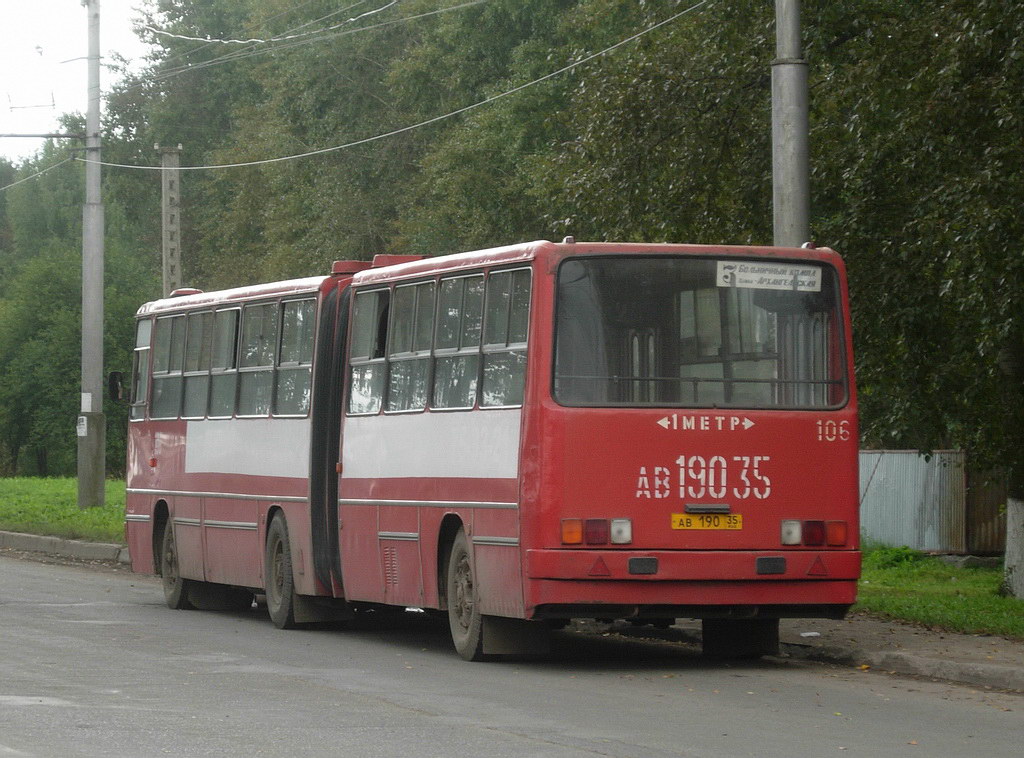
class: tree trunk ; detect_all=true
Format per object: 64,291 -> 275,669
1001,332 -> 1024,598
1003,496 -> 1024,599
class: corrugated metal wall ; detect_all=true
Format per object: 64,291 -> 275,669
859,450 -> 1007,554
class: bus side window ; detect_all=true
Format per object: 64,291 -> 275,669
150,315 -> 185,419
182,311 -> 213,418
129,319 -> 153,420
481,268 -> 530,407
275,299 -> 315,416
348,289 -> 390,415
209,309 -> 240,417
433,274 -> 483,409
238,302 -> 279,417
386,281 -> 435,412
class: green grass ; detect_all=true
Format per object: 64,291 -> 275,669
0,477 -> 125,543
855,545 -> 1024,640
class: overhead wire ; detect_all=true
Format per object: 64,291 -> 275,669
137,0 -> 486,88
149,0 -> 353,70
0,157 -> 74,193
81,0 -> 711,173
142,0 -> 399,46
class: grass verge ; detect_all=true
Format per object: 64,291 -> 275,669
0,477 -> 125,543
855,545 -> 1024,640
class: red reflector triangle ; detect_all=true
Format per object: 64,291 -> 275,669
807,556 -> 829,576
588,557 -> 611,577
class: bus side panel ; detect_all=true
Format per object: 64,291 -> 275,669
379,505 -> 423,606
472,508 -> 524,618
125,491 -> 155,574
202,496 -> 261,588
171,496 -> 205,582
338,503 -> 384,602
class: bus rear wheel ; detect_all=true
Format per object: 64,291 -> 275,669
447,529 -> 484,661
265,515 -> 298,629
160,524 -> 194,610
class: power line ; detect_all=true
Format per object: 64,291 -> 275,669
149,0 -> 354,68
0,157 -> 74,193
142,0 -> 399,46
82,0 -> 711,173
138,1 -> 487,89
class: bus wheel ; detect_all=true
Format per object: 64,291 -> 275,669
446,529 -> 484,661
265,516 -> 297,629
160,525 -> 194,610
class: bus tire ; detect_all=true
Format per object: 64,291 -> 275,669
265,515 -> 298,629
446,529 -> 484,661
160,524 -> 195,611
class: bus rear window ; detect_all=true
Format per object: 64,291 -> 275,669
554,256 -> 846,409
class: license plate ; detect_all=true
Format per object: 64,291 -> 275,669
671,513 -> 743,530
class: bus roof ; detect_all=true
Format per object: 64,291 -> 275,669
350,240 -> 843,286
136,275 -> 331,317
135,241 -> 843,316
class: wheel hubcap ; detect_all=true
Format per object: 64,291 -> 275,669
453,553 -> 473,631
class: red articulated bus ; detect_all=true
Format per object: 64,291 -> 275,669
121,240 -> 859,660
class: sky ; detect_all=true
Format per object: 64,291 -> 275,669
0,0 -> 153,162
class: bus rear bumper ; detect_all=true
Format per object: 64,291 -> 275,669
523,549 -> 859,618
526,548 -> 860,582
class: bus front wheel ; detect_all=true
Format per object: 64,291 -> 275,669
446,529 -> 484,661
265,516 -> 298,629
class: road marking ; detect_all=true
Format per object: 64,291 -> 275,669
0,695 -> 76,707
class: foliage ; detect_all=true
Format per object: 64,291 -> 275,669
861,544 -> 927,570
857,553 -> 1024,640
0,477 -> 125,543
1,0 -> 1023,486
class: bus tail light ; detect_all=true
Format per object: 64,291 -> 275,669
782,520 -> 848,547
584,519 -> 609,544
781,520 -> 801,545
610,519 -> 632,544
561,518 -> 633,545
561,519 -> 583,545
802,520 -> 826,546
826,520 -> 848,546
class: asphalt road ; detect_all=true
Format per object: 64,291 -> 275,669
1,554 -> 1020,758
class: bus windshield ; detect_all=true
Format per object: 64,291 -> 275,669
554,256 -> 846,409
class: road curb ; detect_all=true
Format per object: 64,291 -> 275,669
782,642 -> 1024,692
0,530 -> 129,564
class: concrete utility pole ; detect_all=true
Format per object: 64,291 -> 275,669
78,0 -> 105,508
772,0 -> 810,247
157,144 -> 183,296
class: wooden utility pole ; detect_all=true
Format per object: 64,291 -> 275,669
78,0 -> 105,508
157,144 -> 183,296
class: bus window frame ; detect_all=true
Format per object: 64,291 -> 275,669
236,301 -> 280,419
384,279 -> 437,416
129,317 -> 153,422
208,307 -> 241,420
346,287 -> 391,417
550,254 -> 850,411
149,313 -> 186,420
273,296 -> 317,418
430,272 -> 485,413
479,266 -> 531,411
181,309 -> 214,420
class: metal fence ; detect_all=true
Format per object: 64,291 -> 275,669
859,450 -> 1007,554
